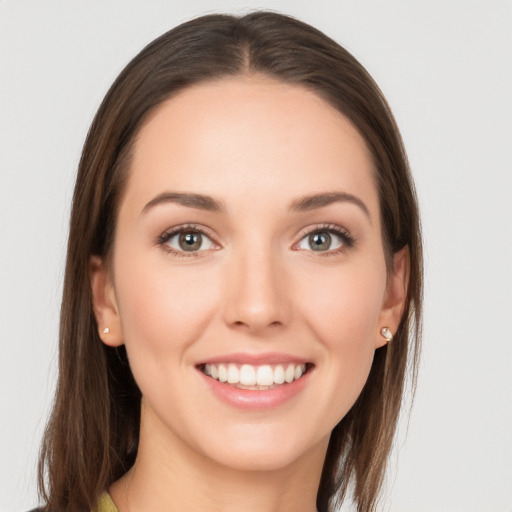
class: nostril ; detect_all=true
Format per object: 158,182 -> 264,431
229,319 -> 283,333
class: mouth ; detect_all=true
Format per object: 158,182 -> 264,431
198,362 -> 312,390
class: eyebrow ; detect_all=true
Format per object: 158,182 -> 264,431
290,192 -> 371,221
142,190 -> 371,221
142,192 -> 225,214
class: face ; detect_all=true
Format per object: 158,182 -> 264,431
92,76 -> 406,472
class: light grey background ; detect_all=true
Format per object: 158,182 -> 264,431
1,1 -> 511,511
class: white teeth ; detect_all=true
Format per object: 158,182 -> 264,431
227,364 -> 239,384
240,364 -> 256,386
285,364 -> 295,383
256,365 -> 274,386
202,362 -> 308,387
218,364 -> 228,383
274,364 -> 285,384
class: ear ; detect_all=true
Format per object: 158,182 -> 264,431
90,255 -> 124,347
375,246 -> 409,348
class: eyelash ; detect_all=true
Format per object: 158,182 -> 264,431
294,224 -> 356,256
156,223 -> 356,258
157,224 -> 218,258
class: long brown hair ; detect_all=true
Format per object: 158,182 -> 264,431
38,11 -> 422,512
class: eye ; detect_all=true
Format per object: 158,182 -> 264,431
296,227 -> 353,253
159,227 -> 216,254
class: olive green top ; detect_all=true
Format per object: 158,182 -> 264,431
96,492 -> 118,512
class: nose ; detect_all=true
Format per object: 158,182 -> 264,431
222,244 -> 291,335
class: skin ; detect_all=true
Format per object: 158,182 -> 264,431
91,76 -> 407,512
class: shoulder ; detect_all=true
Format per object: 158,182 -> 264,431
96,492 -> 119,512
26,493 -> 117,512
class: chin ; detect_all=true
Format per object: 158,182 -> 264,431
196,426 -> 328,473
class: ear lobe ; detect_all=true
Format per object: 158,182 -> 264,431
90,255 -> 124,347
375,247 -> 409,348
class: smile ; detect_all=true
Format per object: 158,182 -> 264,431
201,363 -> 308,390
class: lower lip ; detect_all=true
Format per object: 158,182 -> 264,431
199,369 -> 310,410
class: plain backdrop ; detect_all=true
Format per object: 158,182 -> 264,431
1,1 -> 511,511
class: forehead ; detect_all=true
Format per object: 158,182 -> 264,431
123,76 -> 378,216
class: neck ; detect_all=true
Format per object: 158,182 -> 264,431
110,405 -> 327,512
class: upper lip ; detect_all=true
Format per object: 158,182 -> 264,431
197,352 -> 311,366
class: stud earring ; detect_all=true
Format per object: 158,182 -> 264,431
102,327 -> 110,334
380,327 -> 393,342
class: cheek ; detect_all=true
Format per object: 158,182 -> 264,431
299,260 -> 386,341
295,258 -> 387,403
113,253 -> 221,362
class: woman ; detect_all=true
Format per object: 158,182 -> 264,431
37,11 -> 422,512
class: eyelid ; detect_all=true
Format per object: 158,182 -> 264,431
156,222 -> 355,257
292,223 -> 355,253
157,223 -> 221,256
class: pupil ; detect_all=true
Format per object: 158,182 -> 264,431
179,232 -> 202,251
309,232 -> 331,251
